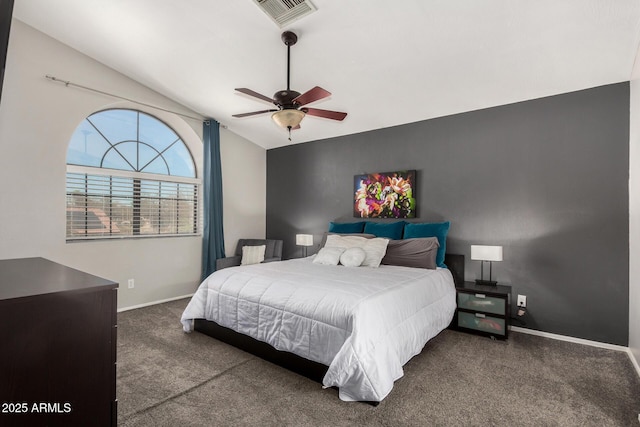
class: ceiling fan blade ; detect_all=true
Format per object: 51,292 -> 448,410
291,124 -> 301,130
293,86 -> 331,106
235,88 -> 274,104
302,108 -> 347,121
232,109 -> 277,118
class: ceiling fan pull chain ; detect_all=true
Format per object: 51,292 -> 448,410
288,126 -> 292,141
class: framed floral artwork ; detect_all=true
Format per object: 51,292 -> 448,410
354,170 -> 416,218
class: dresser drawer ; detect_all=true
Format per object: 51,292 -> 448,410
457,292 -> 505,315
457,311 -> 506,336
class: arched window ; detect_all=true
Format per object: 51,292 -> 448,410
66,109 -> 199,240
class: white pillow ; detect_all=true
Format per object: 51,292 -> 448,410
359,237 -> 390,268
324,234 -> 369,249
313,247 -> 345,265
340,247 -> 366,267
324,234 -> 389,268
241,245 -> 266,265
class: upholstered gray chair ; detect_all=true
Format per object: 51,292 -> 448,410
216,238 -> 283,270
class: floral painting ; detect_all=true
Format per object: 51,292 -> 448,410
354,170 -> 416,218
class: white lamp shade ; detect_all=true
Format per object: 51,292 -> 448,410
272,109 -> 305,128
296,234 -> 313,246
470,245 -> 503,262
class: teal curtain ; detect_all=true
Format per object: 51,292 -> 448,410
201,119 -> 225,281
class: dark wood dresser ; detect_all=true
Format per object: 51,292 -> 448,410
0,257 -> 118,426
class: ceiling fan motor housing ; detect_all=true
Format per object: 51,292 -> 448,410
274,90 -> 301,109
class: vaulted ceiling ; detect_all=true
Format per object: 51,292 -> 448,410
13,0 -> 640,149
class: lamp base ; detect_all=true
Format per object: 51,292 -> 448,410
475,279 -> 497,286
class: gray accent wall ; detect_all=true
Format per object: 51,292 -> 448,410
266,83 -> 629,345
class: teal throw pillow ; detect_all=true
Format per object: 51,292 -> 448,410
328,221 -> 365,233
363,221 -> 405,240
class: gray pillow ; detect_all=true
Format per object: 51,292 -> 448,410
381,237 -> 440,269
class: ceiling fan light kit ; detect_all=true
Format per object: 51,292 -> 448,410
272,109 -> 305,128
233,30 -> 347,140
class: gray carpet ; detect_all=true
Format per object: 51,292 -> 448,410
117,299 -> 640,426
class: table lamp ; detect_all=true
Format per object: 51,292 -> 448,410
470,245 -> 503,285
296,234 -> 313,257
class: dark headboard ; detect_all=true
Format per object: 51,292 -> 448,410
444,253 -> 464,285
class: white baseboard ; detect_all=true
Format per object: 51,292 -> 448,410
629,348 -> 640,379
511,326 -> 640,379
117,293 -> 194,313
510,326 -> 627,351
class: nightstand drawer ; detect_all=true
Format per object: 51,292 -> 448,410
457,311 -> 506,336
457,292 -> 505,315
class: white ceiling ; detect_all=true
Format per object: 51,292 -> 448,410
13,0 -> 640,150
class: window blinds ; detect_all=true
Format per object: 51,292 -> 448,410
66,172 -> 199,240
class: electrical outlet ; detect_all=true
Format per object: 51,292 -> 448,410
128,279 -> 135,289
517,294 -> 527,307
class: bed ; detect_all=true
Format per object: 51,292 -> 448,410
181,236 -> 464,403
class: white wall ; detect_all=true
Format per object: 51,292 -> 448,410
630,52 -> 640,370
220,127 -> 267,254
0,20 -> 266,309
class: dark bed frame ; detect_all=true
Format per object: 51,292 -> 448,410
193,253 -> 465,401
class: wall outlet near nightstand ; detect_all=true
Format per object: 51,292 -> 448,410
128,279 -> 135,289
517,294 -> 527,307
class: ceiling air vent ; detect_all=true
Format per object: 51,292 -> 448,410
253,0 -> 317,28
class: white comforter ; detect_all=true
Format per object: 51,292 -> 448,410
181,257 -> 456,402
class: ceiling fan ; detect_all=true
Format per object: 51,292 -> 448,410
233,31 -> 347,140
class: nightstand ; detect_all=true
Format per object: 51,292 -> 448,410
453,281 -> 512,340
